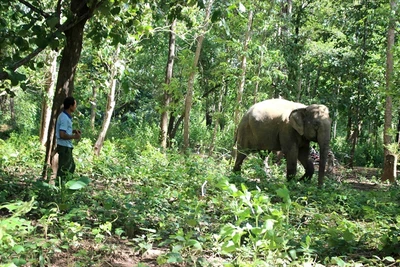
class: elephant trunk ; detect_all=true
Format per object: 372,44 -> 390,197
318,145 -> 328,186
317,136 -> 330,187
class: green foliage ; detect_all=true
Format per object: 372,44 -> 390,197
1,133 -> 400,266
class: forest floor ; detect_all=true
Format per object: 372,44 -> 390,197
48,165 -> 396,267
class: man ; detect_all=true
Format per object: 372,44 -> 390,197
55,96 -> 81,185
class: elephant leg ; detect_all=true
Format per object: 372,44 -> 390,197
285,148 -> 298,181
233,151 -> 247,172
298,146 -> 314,181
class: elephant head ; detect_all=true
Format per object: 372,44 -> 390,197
289,104 -> 332,186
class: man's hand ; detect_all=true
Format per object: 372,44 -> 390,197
73,129 -> 82,140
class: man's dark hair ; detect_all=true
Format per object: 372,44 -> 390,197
63,97 -> 75,109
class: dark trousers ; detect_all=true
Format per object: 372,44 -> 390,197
56,145 -> 75,184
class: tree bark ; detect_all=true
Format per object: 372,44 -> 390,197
42,0 -> 91,179
94,45 -> 120,156
253,48 -> 263,104
209,82 -> 224,155
396,107 -> 400,146
233,9 -> 254,159
381,0 -> 396,183
234,9 -> 254,127
9,97 -> 15,126
90,86 -> 97,130
183,0 -> 214,151
39,50 -> 58,146
160,19 -> 176,149
381,154 -> 397,183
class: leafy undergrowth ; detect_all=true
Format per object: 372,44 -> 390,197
1,134 -> 400,267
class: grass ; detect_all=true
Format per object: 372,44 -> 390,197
0,133 -> 399,266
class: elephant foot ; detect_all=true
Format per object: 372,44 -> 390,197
286,174 -> 296,182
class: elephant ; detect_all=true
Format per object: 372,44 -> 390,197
233,98 -> 331,186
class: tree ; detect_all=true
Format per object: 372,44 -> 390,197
233,8 -> 254,128
43,0 -> 101,179
160,19 -> 177,149
94,45 -> 121,156
381,0 -> 397,183
39,50 -> 58,146
183,0 -> 214,150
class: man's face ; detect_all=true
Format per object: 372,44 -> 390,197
71,100 -> 77,112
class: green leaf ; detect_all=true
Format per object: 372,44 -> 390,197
12,258 -> 27,266
65,177 -> 90,190
187,239 -> 202,251
221,240 -> 236,253
12,245 -> 25,254
166,252 -> 183,263
35,37 -> 48,49
383,256 -> 395,262
276,186 -> 291,204
46,16 -> 59,29
186,219 -> 197,227
238,3 -> 246,13
331,257 -> 346,267
343,229 -> 354,242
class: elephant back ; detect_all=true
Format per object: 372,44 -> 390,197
249,99 -> 306,122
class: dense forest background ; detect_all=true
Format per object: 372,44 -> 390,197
0,0 -> 399,167
0,0 -> 400,266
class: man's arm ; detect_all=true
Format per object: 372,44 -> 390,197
60,130 -> 81,140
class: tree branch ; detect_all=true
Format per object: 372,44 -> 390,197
0,10 -> 93,80
17,0 -> 51,19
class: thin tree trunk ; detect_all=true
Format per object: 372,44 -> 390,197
232,9 -> 254,159
209,82 -> 224,155
348,122 -> 360,168
94,45 -> 120,156
42,1 -> 91,179
234,9 -> 254,127
253,49 -> 263,104
40,50 -> 58,146
160,19 -> 176,149
90,86 -> 97,130
9,97 -> 15,125
396,107 -> 400,145
382,0 -> 396,183
183,0 -> 214,151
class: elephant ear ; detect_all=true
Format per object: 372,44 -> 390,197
289,108 -> 306,136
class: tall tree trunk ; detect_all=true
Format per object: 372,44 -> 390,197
382,0 -> 396,183
396,107 -> 400,145
160,19 -> 176,149
9,97 -> 15,126
40,50 -> 58,146
183,0 -> 214,151
253,48 -> 263,104
94,45 -> 120,156
234,9 -> 254,128
42,1 -> 91,179
209,81 -> 224,155
233,9 -> 254,159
